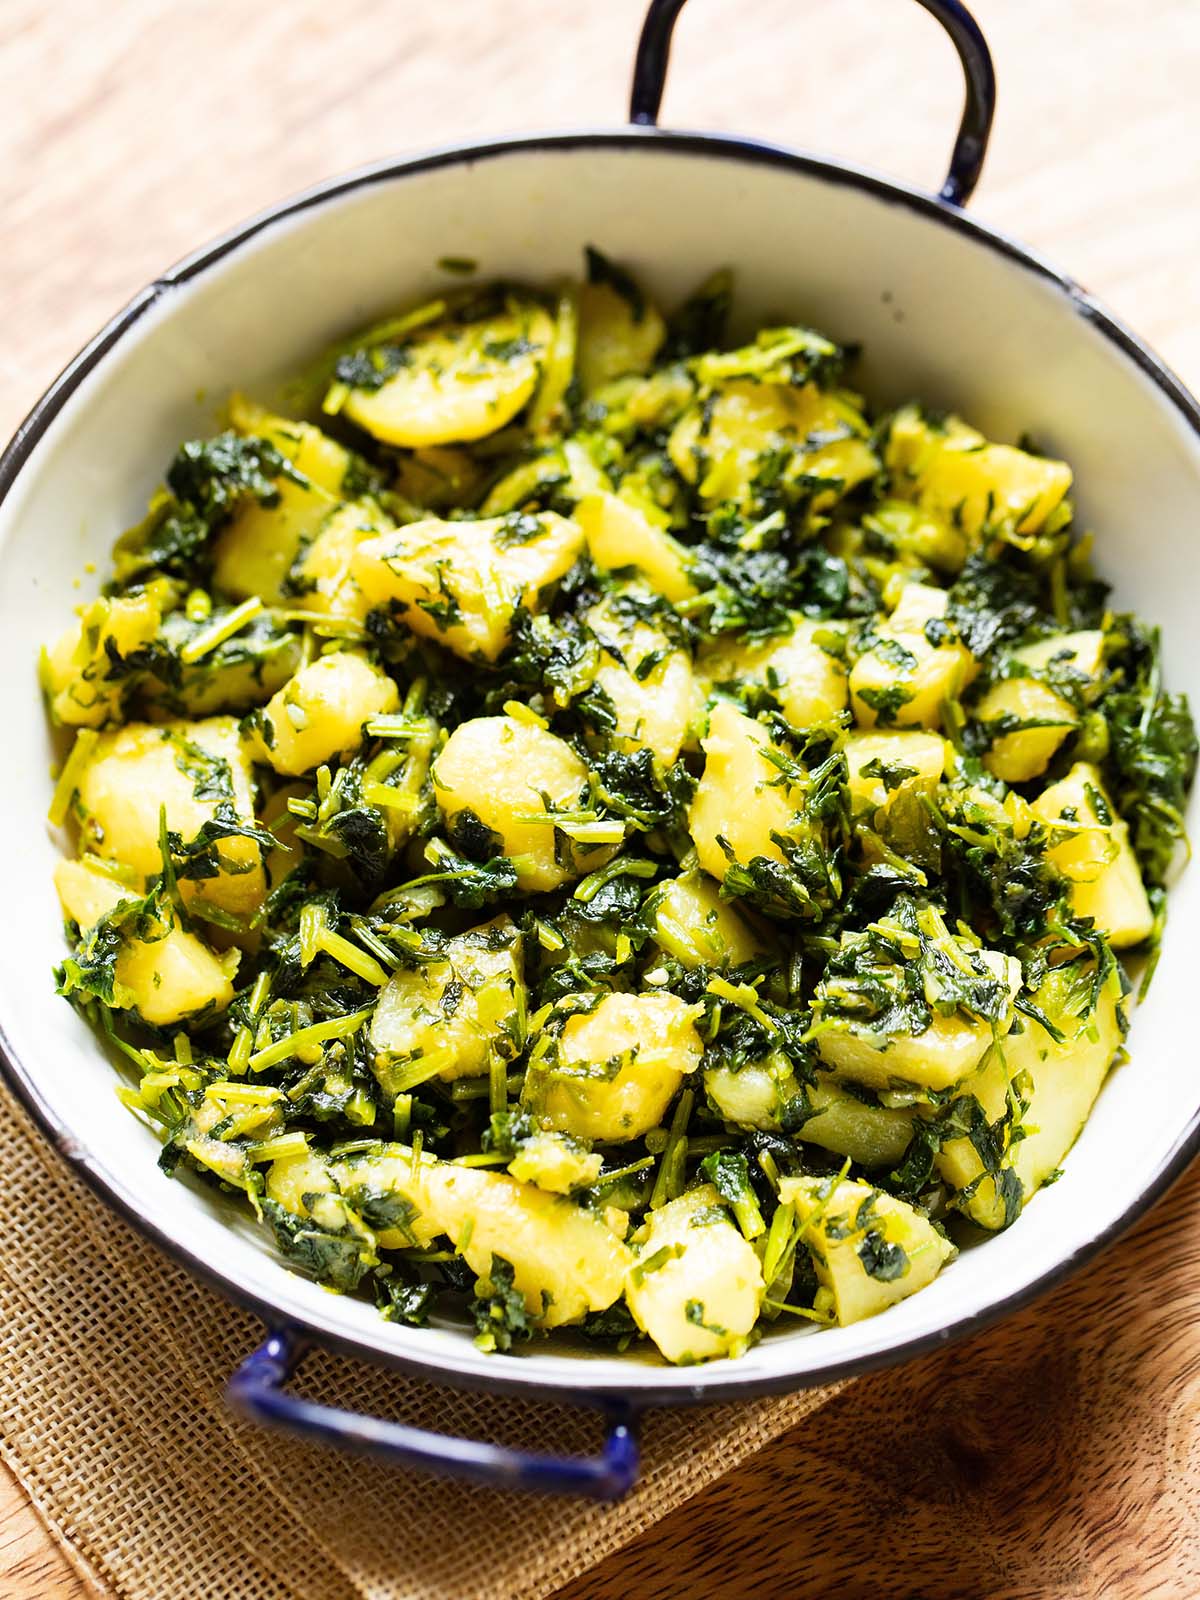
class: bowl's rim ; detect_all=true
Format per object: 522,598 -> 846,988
4,124 -> 1200,1410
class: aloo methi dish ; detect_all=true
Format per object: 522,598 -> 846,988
41,253 -> 1195,1364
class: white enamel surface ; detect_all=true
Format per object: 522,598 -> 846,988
2,137 -> 1199,1400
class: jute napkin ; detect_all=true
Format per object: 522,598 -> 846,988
0,1084 -> 840,1600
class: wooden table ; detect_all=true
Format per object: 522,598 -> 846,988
2,1 -> 1199,1594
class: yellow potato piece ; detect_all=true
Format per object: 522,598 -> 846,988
55,858 -> 237,1025
668,379 -> 877,506
782,1175 -> 953,1327
433,714 -> 612,893
269,1143 -> 630,1327
850,583 -> 976,729
530,991 -> 703,1144
258,652 -> 399,776
212,474 -> 341,604
697,617 -> 848,730
585,594 -> 692,764
886,404 -> 1072,539
977,676 -> 1077,784
42,588 -> 164,728
575,491 -> 696,604
290,500 -> 392,621
844,729 -> 947,815
577,279 -> 666,394
647,872 -> 769,970
507,1132 -> 603,1196
625,1185 -> 764,1364
342,305 -> 555,447
230,395 -> 356,496
74,717 -> 265,920
688,701 -> 798,881
1031,762 -> 1153,946
352,511 -> 584,662
368,916 -> 523,1092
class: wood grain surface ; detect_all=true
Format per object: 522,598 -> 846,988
2,1 -> 1199,1595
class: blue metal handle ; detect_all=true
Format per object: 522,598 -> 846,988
227,1329 -> 640,1499
629,0 -> 997,207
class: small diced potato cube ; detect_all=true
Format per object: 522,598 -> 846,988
976,677 -> 1077,784
844,729 -> 947,815
41,589 -> 164,727
257,652 -> 399,776
696,617 -> 848,730
212,475 -> 340,603
433,714 -> 613,892
885,405 -> 1073,539
340,304 -> 555,447
352,512 -> 583,662
861,500 -> 968,575
577,278 -> 666,394
648,872 -> 769,970
687,701 -> 797,882
368,916 -> 523,1094
849,583 -> 976,729
528,991 -> 703,1144
229,395 -> 356,496
781,1175 -> 953,1326
585,594 -> 692,764
55,858 -> 237,1025
813,926 -> 1021,1094
394,445 -> 486,512
668,380 -> 877,507
575,492 -> 696,603
704,1058 -> 916,1167
1031,762 -> 1153,946
625,1184 -> 764,1363
508,1132 -> 603,1195
289,500 -> 392,621
74,717 -> 264,919
146,610 -> 302,718
1013,629 -> 1105,679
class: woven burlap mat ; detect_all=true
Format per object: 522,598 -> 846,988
0,1083 -> 841,1600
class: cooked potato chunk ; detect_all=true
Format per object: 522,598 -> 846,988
339,303 -> 555,447
886,405 -> 1073,540
577,278 -> 666,394
288,500 -> 392,621
844,729 -> 947,816
230,395 -> 357,496
528,990 -> 703,1144
368,916 -> 523,1094
625,1185 -> 764,1363
850,583 -> 976,729
433,714 -> 614,892
688,701 -> 798,882
394,444 -> 486,511
584,594 -> 692,764
931,953 -> 1125,1228
352,511 -> 583,662
812,906 -> 1021,1094
269,1143 -> 630,1327
42,589 -> 164,727
74,717 -> 265,919
257,651 -> 399,776
575,492 -> 696,603
697,617 -> 848,730
976,677 -> 1077,784
1031,762 -> 1154,946
975,631 -> 1104,783
647,872 -> 768,970
212,474 -> 340,604
508,1131 -> 603,1195
704,1059 -> 915,1167
782,1174 -> 953,1326
55,858 -> 237,1024
145,609 -> 302,718
668,379 -> 877,507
